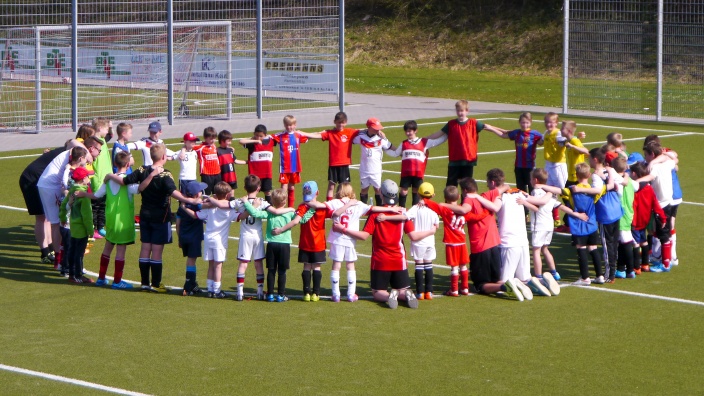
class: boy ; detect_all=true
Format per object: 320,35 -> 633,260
629,161 -> 667,273
175,132 -> 200,193
351,118 -> 392,206
542,112 -> 567,227
333,180 -> 431,309
556,120 -> 588,233
424,100 -> 504,186
59,167 -> 94,284
272,115 -> 309,208
296,112 -> 360,201
194,126 -> 221,195
407,182 -> 439,300
175,181 -> 207,296
90,117 -> 113,239
106,143 -> 197,292
488,112 -> 542,194
111,122 -> 135,174
612,156 -> 638,278
217,130 -> 247,190
127,121 -> 176,167
240,124 -> 276,204
385,120 -> 447,208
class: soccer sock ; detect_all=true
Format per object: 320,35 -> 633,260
55,248 -> 63,268
330,270 -> 341,297
360,193 -> 368,204
617,243 -> 631,273
40,247 -> 50,258
256,274 -> 264,294
150,260 -> 163,287
48,243 -> 55,253
662,241 -> 672,268
213,281 -> 221,293
399,194 -> 408,208
287,189 -> 295,208
301,269 -> 312,294
138,258 -> 150,286
632,246 -> 641,269
186,265 -> 197,284
264,195 -> 272,204
450,271 -> 460,293
347,270 -> 357,297
277,270 -> 287,295
671,230 -> 677,260
412,192 -> 420,206
114,258 -> 125,284
460,267 -> 469,291
99,254 -> 110,280
589,249 -> 602,277
424,264 -> 434,293
374,194 -> 382,206
237,272 -> 245,297
577,249 -> 590,279
207,279 -> 214,293
642,244 -> 651,265
414,264 -> 425,294
267,270 -> 276,295
312,269 -> 322,295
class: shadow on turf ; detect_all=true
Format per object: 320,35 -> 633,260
0,225 -> 72,285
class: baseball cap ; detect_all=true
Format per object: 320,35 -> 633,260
302,181 -> 318,202
185,181 -> 208,197
418,182 -> 434,198
182,132 -> 200,142
627,152 -> 644,166
605,151 -> 619,165
380,179 -> 398,205
366,118 -> 384,131
148,121 -> 162,133
71,167 -> 89,182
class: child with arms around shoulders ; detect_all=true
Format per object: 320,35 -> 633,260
406,182 -> 439,300
239,124 -> 276,204
351,118 -> 392,206
59,167 -> 95,284
175,181 -> 207,296
488,112 -> 543,194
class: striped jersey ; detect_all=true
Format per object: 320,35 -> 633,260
351,131 -> 392,178
272,132 -> 308,174
386,136 -> 447,178
244,138 -> 276,179
507,129 -> 542,168
217,147 -> 237,184
128,137 -> 175,167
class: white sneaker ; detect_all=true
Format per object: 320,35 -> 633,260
513,278 -> 533,300
572,278 -> 592,286
503,278 -> 524,302
528,277 -> 551,297
387,289 -> 399,309
405,289 -> 419,309
541,272 -> 560,296
670,258 -> 679,266
594,275 -> 605,284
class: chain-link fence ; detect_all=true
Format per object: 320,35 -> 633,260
565,0 -> 704,121
0,1 -> 343,133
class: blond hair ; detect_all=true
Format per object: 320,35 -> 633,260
611,156 -> 627,173
519,112 -> 532,122
213,181 -> 232,200
92,117 -> 110,131
606,132 -> 623,149
455,100 -> 469,111
562,121 -> 577,135
283,115 -> 297,127
544,112 -> 559,123
575,162 -> 591,180
531,168 -> 548,184
335,182 -> 356,200
150,143 -> 166,163
271,188 -> 288,208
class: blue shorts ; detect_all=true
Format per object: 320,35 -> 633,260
180,241 -> 202,258
140,221 -> 172,245
632,228 -> 647,244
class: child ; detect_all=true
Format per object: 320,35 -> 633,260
406,182 -> 439,300
107,143 -> 198,292
240,124 -> 276,204
541,112 -> 567,227
606,132 -> 628,159
175,181 -> 207,296
629,161 -> 667,273
488,112 -> 543,194
217,130 -> 247,190
351,118 -> 392,206
111,122 -> 135,174
194,126 -> 221,195
272,115 -> 309,208
558,120 -> 589,232
423,100 -> 504,186
241,188 -> 297,302
515,168 -> 563,295
385,120 -> 447,208
612,156 -> 638,278
128,121 -> 176,167
59,167 -> 94,284
90,117 -> 113,239
538,163 -> 605,285
296,112 -> 360,201
175,132 -> 201,193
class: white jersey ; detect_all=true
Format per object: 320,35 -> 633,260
352,130 -> 391,178
37,151 -> 70,190
649,160 -> 676,207
231,198 -> 270,239
128,137 -> 175,167
406,204 -> 439,249
530,188 -> 561,232
326,198 -> 371,248
176,149 -> 198,180
497,190 -> 529,247
197,206 -> 239,250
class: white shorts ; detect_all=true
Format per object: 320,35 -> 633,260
38,186 -> 64,224
532,230 -> 554,248
500,245 -> 531,282
360,174 -> 382,190
545,161 -> 567,189
619,230 -> 634,244
203,247 -> 227,263
237,235 -> 265,262
329,243 -> 358,262
410,245 -> 436,262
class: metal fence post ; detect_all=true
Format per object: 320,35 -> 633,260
226,23 -> 232,120
562,0 -> 569,114
339,0 -> 345,112
71,0 -> 78,131
34,27 -> 41,134
656,0 -> 663,121
167,0 -> 174,125
256,0 -> 263,119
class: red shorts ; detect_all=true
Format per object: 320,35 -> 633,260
445,244 -> 469,267
279,172 -> 301,185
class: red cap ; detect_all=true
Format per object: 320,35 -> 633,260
605,151 -> 618,165
366,118 -> 383,130
182,132 -> 200,142
71,167 -> 89,181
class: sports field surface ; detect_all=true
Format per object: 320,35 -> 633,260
1,112 -> 703,395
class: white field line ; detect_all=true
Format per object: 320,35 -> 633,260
0,364 -> 150,396
562,284 -> 704,307
494,117 -> 704,136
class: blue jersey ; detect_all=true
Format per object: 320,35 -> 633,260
561,184 -> 600,236
111,141 -> 132,174
507,129 -> 542,169
176,204 -> 204,244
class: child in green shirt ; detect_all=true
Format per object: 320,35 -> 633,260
59,167 -> 94,284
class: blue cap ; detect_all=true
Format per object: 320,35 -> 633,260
627,152 -> 644,166
185,181 -> 207,197
148,121 -> 162,132
302,181 -> 318,202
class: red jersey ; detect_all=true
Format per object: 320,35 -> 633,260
217,147 -> 237,184
296,204 -> 327,252
272,132 -> 308,174
399,138 -> 429,178
194,144 -> 219,175
464,189 -> 500,253
423,198 -> 490,245
244,138 -> 275,179
363,211 -> 414,271
321,128 -> 359,167
445,118 -> 479,163
632,183 -> 666,230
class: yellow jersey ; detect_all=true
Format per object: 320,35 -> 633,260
543,129 -> 566,163
565,137 -> 586,182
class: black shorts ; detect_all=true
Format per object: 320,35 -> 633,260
298,249 -> 326,264
469,246 -> 501,294
228,181 -> 238,190
399,176 -> 423,189
266,242 -> 290,271
201,174 -> 222,195
670,204 -> 679,217
260,178 -> 273,193
20,176 -> 44,216
572,231 -> 600,247
446,164 -> 475,187
370,269 -> 411,291
180,241 -> 202,258
328,166 -> 351,184
139,220 -> 173,245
